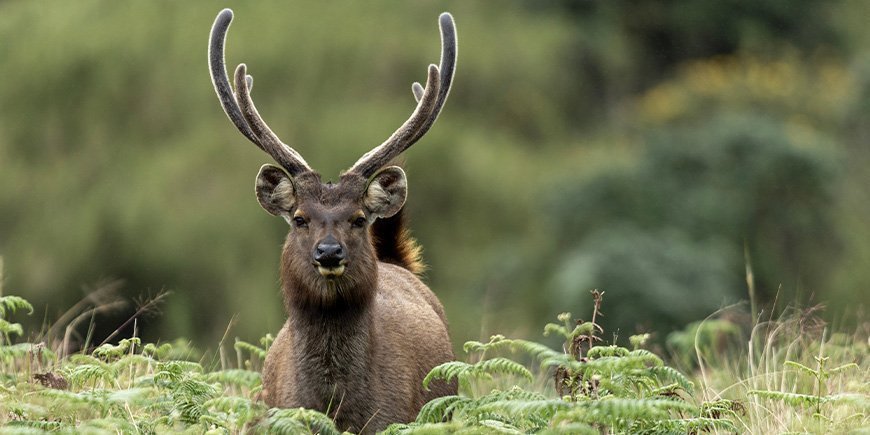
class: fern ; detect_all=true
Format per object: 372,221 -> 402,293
0,296 -> 33,318
0,319 -> 23,338
0,343 -> 50,361
478,398 -> 570,420
262,407 -> 340,435
382,421 -> 466,434
4,420 -> 65,431
648,365 -> 694,393
552,398 -> 694,425
92,337 -> 141,360
415,395 -> 469,423
423,357 -> 532,392
141,342 -> 174,360
234,338 -> 268,360
587,345 -> 630,358
63,362 -> 116,387
749,390 -> 827,406
415,305 -> 721,434
204,368 -> 262,390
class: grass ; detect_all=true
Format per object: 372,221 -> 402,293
0,273 -> 867,433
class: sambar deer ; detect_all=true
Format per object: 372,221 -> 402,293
208,8 -> 457,433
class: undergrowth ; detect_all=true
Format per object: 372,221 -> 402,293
1,284 -> 867,433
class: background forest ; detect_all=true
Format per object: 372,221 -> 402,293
0,0 -> 867,352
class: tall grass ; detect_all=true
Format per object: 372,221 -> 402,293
0,258 -> 866,433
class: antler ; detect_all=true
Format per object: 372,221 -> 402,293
347,13 -> 457,178
208,8 -> 312,176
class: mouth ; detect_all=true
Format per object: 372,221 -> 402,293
317,264 -> 346,278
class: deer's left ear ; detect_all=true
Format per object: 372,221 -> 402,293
364,166 -> 407,219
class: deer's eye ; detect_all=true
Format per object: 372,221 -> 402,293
352,217 -> 367,228
293,216 -> 308,228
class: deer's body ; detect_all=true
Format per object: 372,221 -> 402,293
263,262 -> 454,429
207,9 -> 459,433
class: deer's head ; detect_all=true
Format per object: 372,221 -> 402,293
208,9 -> 456,307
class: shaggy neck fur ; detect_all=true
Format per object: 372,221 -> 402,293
287,300 -> 378,430
278,229 -> 382,430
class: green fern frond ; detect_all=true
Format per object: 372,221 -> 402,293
476,418 -> 524,433
680,416 -> 739,433
234,339 -> 267,360
423,361 -> 472,390
63,362 -> 116,387
263,407 -> 340,435
553,398 -> 695,425
508,339 -> 563,363
4,420 -> 65,431
204,369 -> 262,389
475,386 -> 547,405
155,360 -> 205,382
784,360 -> 819,378
0,319 -> 23,337
628,333 -> 651,350
748,390 -> 826,406
633,415 -> 738,434
77,416 -> 139,432
259,333 -> 275,351
478,399 -> 570,419
538,422 -> 599,435
141,342 -> 174,360
203,396 -> 258,414
463,335 -> 511,354
92,337 -> 141,360
700,398 -> 744,419
627,348 -> 663,362
416,395 -> 470,423
543,323 -> 570,339
0,295 -> 34,318
107,387 -> 153,405
476,358 -> 534,382
828,362 -> 859,375
382,421 -> 466,435
648,365 -> 694,393
423,358 -> 532,391
548,354 -> 658,376
0,343 -> 39,360
172,381 -> 218,424
587,345 -> 630,359
68,354 -> 104,366
110,353 -> 155,372
38,388 -> 113,409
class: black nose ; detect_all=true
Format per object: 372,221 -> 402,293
314,240 -> 344,268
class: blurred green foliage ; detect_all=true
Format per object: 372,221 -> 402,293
0,1 -> 867,348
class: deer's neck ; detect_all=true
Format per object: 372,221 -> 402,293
287,299 -> 377,417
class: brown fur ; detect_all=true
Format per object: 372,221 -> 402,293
258,170 -> 456,433
371,207 -> 425,275
208,10 -> 459,432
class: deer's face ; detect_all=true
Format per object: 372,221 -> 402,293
208,8 -> 454,304
254,166 -> 407,304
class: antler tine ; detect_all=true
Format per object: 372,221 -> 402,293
407,13 -> 457,144
234,64 -> 312,176
209,8 -> 312,176
209,9 -> 259,145
348,12 -> 458,178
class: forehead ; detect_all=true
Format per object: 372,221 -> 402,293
294,172 -> 367,213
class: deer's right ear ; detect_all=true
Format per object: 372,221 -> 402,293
255,164 -> 297,218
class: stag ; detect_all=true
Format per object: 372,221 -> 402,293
208,9 -> 457,433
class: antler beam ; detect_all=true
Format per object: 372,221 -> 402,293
347,13 -> 457,178
208,8 -> 312,176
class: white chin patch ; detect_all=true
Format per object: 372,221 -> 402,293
318,265 -> 346,278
